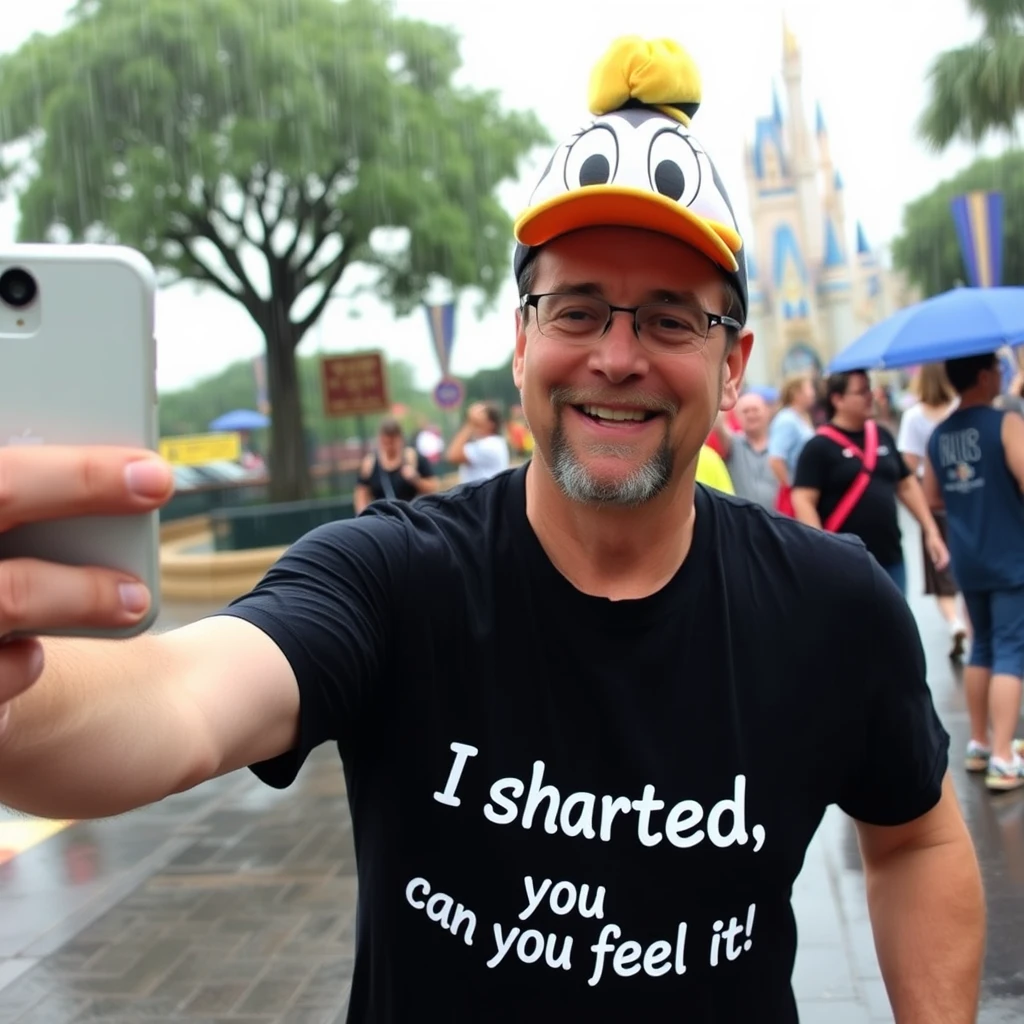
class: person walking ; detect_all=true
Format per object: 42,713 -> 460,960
897,364 -> 969,657
924,352 -> 1024,792
790,370 -> 948,596
767,373 -> 816,515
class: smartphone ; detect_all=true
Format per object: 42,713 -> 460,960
0,243 -> 160,638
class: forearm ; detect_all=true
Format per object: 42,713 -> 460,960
865,838 -> 984,1023
446,426 -> 472,465
0,635 -> 207,819
898,482 -> 938,533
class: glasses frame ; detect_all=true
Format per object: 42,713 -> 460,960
519,292 -> 743,353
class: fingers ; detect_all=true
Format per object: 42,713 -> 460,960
0,446 -> 173,532
0,638 -> 45,723
0,558 -> 151,638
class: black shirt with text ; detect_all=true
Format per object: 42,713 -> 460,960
219,466 -> 947,1023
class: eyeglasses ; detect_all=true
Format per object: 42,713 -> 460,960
520,292 -> 742,356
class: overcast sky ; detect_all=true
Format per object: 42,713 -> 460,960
0,0 -> 996,395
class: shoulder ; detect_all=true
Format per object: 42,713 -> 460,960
705,486 -> 874,585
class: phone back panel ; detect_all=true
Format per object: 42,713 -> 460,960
0,244 -> 160,637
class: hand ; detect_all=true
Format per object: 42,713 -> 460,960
400,463 -> 418,483
0,446 -> 174,736
925,528 -> 951,571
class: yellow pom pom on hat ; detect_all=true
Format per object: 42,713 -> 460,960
587,35 -> 702,126
513,35 -> 748,320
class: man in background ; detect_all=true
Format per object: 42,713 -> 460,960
924,352 -> 1024,791
446,400 -> 510,485
711,392 -> 778,509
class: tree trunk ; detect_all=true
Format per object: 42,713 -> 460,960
263,310 -> 312,504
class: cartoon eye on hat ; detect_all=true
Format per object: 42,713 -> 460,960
513,36 -> 748,321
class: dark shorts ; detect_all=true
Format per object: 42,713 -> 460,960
922,511 -> 958,598
962,586 -> 1024,678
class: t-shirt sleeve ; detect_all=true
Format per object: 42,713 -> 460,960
896,406 -> 924,457
836,557 -> 949,825
792,437 -> 827,490
883,427 -> 912,479
214,510 -> 409,788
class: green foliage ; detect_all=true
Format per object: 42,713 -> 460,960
158,353 -> 433,440
462,352 -> 519,411
891,150 -> 1024,295
919,0 -> 1024,149
0,0 -> 549,498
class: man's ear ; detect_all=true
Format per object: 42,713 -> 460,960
720,327 -> 754,412
513,308 -> 527,390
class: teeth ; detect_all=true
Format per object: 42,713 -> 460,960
582,405 -> 648,422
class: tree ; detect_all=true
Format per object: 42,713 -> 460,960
462,352 -> 521,411
0,0 -> 549,500
919,0 -> 1024,149
891,150 -> 1024,295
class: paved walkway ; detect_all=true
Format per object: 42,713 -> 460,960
0,520 -> 1021,1022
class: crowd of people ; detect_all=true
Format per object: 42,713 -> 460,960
701,360 -> 1024,792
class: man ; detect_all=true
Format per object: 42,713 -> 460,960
791,369 -> 949,595
446,400 -> 511,484
0,35 -> 984,1024
712,392 -> 778,509
924,352 -> 1024,792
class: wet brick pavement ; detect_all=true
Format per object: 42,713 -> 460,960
0,514 -> 1021,1023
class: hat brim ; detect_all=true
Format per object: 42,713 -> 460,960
513,185 -> 741,273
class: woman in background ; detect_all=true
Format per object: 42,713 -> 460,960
767,372 -> 816,515
897,363 -> 969,658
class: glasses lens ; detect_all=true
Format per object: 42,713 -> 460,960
536,294 -> 608,341
637,303 -> 709,352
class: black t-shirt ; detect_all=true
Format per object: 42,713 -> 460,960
218,467 -> 947,1024
793,424 -> 911,566
357,449 -> 434,504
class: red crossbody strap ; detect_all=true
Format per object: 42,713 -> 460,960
820,420 -> 879,533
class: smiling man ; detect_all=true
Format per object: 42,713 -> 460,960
0,35 -> 984,1024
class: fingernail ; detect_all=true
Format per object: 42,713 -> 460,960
118,583 -> 150,615
124,460 -> 170,498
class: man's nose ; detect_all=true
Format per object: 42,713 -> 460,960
586,312 -> 650,383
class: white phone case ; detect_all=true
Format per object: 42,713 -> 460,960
0,243 -> 160,638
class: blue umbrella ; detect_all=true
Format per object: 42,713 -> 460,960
829,287 -> 1024,373
209,409 -> 270,431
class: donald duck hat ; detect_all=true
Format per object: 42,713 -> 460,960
514,36 -> 748,321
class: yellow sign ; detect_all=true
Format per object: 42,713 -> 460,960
159,432 -> 241,466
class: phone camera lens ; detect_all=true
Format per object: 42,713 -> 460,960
0,268 -> 38,309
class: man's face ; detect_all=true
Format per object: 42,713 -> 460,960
379,430 -> 402,459
834,373 -> 873,424
735,394 -> 768,435
512,226 -> 752,506
468,404 -> 491,435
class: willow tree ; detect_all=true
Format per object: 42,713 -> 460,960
0,0 -> 548,500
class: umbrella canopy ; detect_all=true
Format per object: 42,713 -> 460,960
209,409 -> 270,432
829,287 -> 1024,373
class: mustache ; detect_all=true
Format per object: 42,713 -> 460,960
549,387 -> 677,416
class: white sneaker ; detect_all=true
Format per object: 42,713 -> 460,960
949,621 -> 968,659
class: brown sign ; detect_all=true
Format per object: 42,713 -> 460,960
321,352 -> 390,417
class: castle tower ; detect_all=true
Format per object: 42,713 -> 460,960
781,21 -> 822,269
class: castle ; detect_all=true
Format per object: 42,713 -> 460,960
742,24 -> 919,385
